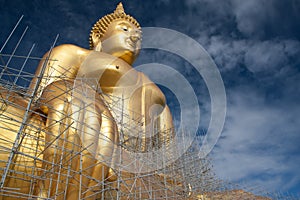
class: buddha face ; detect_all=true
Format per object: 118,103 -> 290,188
100,19 -> 142,63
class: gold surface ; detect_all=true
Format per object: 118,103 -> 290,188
0,88 -> 45,199
0,2 -> 174,199
89,2 -> 140,50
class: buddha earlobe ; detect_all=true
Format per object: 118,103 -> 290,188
92,33 -> 102,51
95,42 -> 102,52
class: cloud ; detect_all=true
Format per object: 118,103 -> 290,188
231,0 -> 300,39
200,35 -> 300,83
171,0 -> 300,80
205,36 -> 248,71
244,39 -> 300,74
183,0 -> 300,40
231,0 -> 271,38
212,87 -> 300,192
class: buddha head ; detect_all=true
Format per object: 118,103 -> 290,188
89,3 -> 141,64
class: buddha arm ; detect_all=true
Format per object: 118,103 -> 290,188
37,80 -> 117,199
127,73 -> 174,150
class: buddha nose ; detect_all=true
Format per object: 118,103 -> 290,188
130,29 -> 141,43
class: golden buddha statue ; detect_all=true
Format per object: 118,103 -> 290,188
0,2 -> 174,199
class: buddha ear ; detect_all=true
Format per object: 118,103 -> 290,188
92,33 -> 102,52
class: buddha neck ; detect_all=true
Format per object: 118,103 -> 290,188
110,51 -> 136,65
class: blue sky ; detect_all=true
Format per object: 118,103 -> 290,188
1,0 -> 300,197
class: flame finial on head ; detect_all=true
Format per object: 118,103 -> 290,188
89,2 -> 140,49
114,2 -> 125,15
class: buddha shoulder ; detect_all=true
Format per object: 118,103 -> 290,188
45,44 -> 91,61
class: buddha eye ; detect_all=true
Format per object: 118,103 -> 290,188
118,23 -> 131,32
